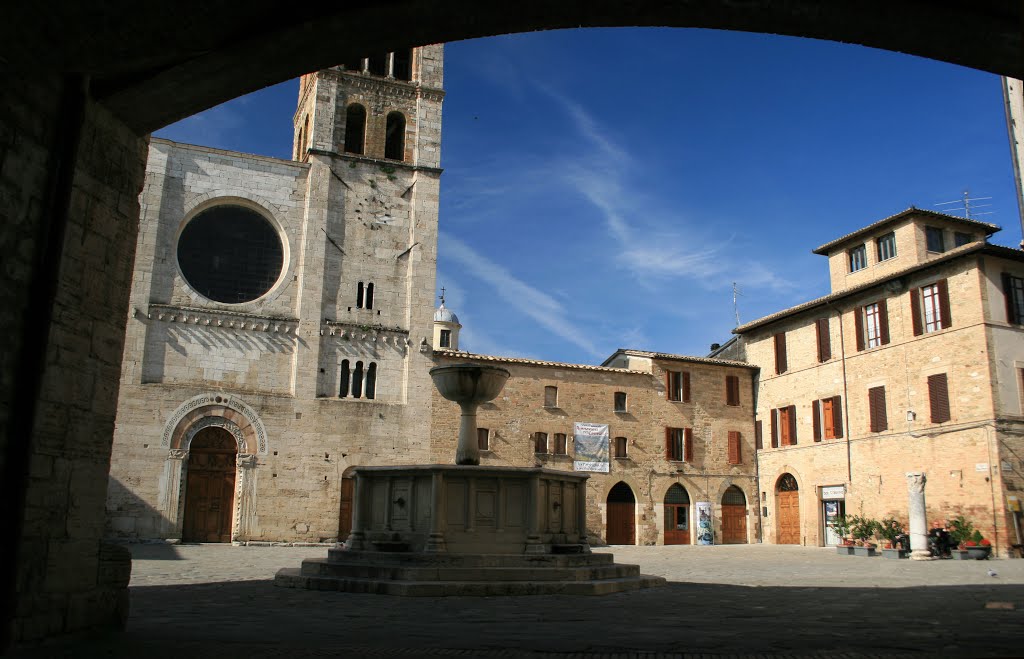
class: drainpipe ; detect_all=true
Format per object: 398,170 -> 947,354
0,74 -> 89,653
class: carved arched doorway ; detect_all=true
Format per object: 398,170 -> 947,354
663,484 -> 691,545
606,482 -> 636,545
182,427 -> 237,542
721,485 -> 748,544
775,473 -> 800,545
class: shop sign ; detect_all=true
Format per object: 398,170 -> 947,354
821,485 -> 845,500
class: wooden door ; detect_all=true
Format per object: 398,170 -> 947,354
338,478 -> 354,543
777,491 -> 800,544
664,504 -> 690,544
721,504 -> 748,544
183,427 -> 237,543
606,482 -> 635,545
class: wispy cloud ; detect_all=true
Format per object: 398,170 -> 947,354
440,233 -> 602,358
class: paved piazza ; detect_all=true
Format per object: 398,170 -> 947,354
15,544 -> 1024,658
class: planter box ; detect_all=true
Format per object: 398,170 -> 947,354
852,546 -> 877,557
951,549 -> 970,560
966,546 -> 992,560
881,548 -> 909,559
836,545 -> 855,556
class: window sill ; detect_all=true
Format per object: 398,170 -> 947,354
614,409 -> 628,414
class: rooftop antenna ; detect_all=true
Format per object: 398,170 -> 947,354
732,282 -> 742,327
934,189 -> 994,219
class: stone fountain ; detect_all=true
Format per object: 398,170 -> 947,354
275,363 -> 664,595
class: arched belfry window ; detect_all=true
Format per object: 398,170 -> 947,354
365,283 -> 374,310
384,112 -> 406,161
352,361 -> 364,398
368,54 -> 388,76
365,363 -> 377,400
344,104 -> 366,155
302,114 -> 310,156
393,49 -> 413,81
339,360 -> 350,398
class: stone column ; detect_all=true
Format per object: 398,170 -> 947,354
158,449 -> 188,538
424,470 -> 447,552
525,472 -> 544,554
906,472 -> 933,560
347,471 -> 369,550
232,454 -> 258,543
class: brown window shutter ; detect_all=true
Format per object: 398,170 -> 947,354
726,375 -> 739,406
928,373 -> 951,423
683,371 -> 691,402
684,427 -> 694,462
755,420 -> 763,450
665,371 -> 671,400
855,307 -> 865,351
728,431 -> 741,464
774,333 -> 788,374
816,317 -> 831,362
878,299 -> 890,345
937,279 -> 952,329
869,386 -> 888,432
787,405 -> 798,445
1003,273 -> 1018,323
831,395 -> 844,438
910,287 -> 923,336
812,399 -> 822,442
770,410 -> 779,448
665,427 -> 672,460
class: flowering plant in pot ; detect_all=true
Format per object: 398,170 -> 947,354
962,531 -> 993,559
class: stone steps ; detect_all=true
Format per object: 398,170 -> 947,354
323,548 -> 615,568
275,567 -> 665,596
299,557 -> 640,582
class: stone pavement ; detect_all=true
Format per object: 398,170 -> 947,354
12,543 -> 1024,658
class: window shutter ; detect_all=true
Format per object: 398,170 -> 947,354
1003,273 -> 1018,323
684,427 -> 694,462
728,431 -> 741,464
855,307 -> 865,351
665,427 -> 672,460
755,420 -> 763,450
726,375 -> 739,406
910,287 -> 923,336
683,371 -> 691,403
774,333 -> 788,374
816,318 -> 831,362
787,405 -> 798,445
928,373 -> 951,423
770,410 -> 779,448
831,395 -> 843,438
869,386 -> 888,432
665,371 -> 671,400
878,299 -> 890,345
812,399 -> 822,442
937,279 -> 952,329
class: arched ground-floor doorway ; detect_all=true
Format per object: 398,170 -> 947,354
663,483 -> 690,545
182,427 -> 237,542
721,485 -> 748,544
776,473 -> 800,545
606,482 -> 636,545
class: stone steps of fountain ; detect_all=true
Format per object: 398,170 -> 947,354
324,548 -> 615,568
274,567 -> 666,596
298,557 -> 640,582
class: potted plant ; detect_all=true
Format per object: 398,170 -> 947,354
849,515 -> 880,556
947,516 -> 976,560
832,513 -> 855,555
878,516 -> 908,559
964,530 -> 993,560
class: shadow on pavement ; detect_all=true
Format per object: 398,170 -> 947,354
12,579 -> 1024,658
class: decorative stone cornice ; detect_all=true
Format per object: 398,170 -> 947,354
309,149 -> 443,175
142,304 -> 299,334
319,68 -> 446,102
321,320 -> 411,347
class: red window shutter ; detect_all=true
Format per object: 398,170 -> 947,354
1003,273 -> 1018,323
684,427 -> 694,462
816,317 -> 831,362
774,333 -> 788,374
755,420 -> 763,450
855,307 -> 865,351
728,431 -> 741,464
812,399 -> 822,442
683,371 -> 691,402
665,427 -> 672,460
937,279 -> 952,329
910,287 -> 923,336
878,299 -> 890,345
787,405 -> 798,445
831,395 -> 844,438
928,373 -> 951,423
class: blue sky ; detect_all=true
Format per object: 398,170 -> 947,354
156,28 -> 1021,365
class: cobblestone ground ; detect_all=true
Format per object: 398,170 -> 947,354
13,544 -> 1024,658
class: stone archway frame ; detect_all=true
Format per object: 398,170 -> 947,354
712,478 -> 756,544
770,466 -> 806,545
599,477 -> 643,545
158,394 -> 269,541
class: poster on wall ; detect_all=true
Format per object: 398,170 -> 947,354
695,501 -> 714,545
573,422 -> 609,472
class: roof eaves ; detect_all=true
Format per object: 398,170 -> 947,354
811,207 -> 1000,255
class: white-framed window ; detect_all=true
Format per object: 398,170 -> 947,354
921,283 -> 943,332
848,244 -> 867,272
864,303 -> 883,348
876,232 -> 897,261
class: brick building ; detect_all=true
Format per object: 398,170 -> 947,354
729,208 -> 1024,556
106,47 -> 445,543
